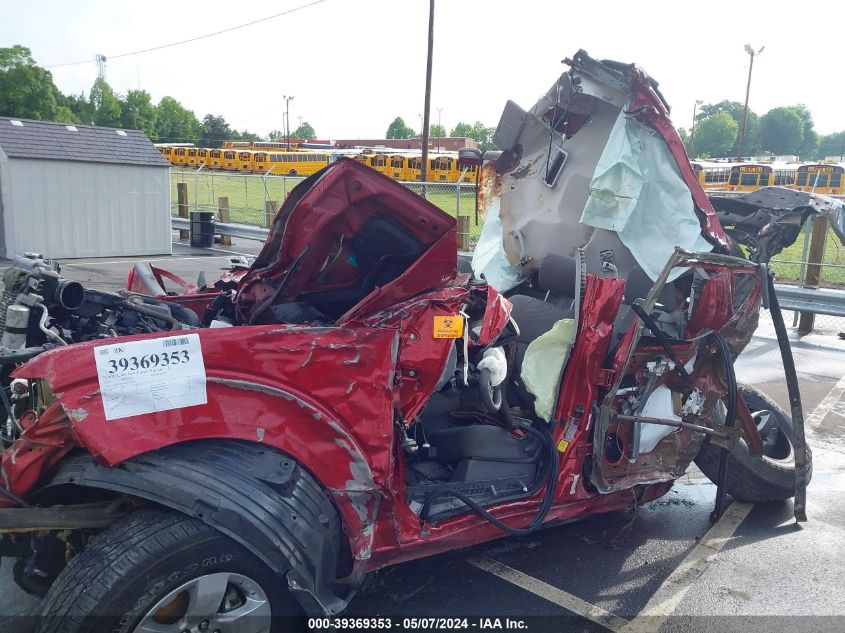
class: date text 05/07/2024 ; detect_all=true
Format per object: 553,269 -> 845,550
307,618 -> 529,630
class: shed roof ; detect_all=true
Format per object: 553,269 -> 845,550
0,117 -> 170,167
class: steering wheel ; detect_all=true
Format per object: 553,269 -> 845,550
478,367 -> 503,413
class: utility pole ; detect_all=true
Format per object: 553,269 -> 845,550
420,0 -> 435,184
690,99 -> 703,158
283,95 -> 294,149
437,107 -> 443,152
737,44 -> 764,161
95,54 -> 107,81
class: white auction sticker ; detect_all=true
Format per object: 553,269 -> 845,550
94,333 -> 207,421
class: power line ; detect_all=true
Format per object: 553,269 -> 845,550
45,0 -> 326,69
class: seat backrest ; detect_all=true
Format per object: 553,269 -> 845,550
508,294 -> 573,345
537,254 -> 577,298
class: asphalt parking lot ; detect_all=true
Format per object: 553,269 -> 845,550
1,238 -> 844,632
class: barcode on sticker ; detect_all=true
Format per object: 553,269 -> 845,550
162,337 -> 190,347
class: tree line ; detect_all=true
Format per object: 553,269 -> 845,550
0,45 -> 316,147
385,116 -> 496,151
679,100 -> 844,161
386,102 -> 844,161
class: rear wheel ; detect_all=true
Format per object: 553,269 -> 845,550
37,507 -> 300,633
695,383 -> 812,502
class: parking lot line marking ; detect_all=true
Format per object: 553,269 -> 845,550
618,501 -> 753,633
805,373 -> 845,430
466,555 -> 629,632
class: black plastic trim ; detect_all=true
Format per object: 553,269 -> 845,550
42,439 -> 349,615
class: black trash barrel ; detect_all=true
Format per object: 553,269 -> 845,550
190,211 -> 215,248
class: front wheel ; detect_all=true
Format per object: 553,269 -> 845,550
695,383 -> 812,502
37,507 -> 300,633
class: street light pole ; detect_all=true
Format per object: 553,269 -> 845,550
283,95 -> 294,149
737,44 -> 764,161
690,99 -> 703,158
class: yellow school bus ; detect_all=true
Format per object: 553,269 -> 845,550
186,149 -> 202,167
429,156 -> 456,182
728,164 -> 772,192
251,152 -> 270,173
237,151 -> 254,172
205,149 -> 223,170
264,152 -> 331,176
386,154 -> 413,181
691,161 -> 732,190
368,153 -> 390,177
172,147 -> 189,166
221,150 -> 239,171
795,164 -> 845,195
352,154 -> 374,169
430,155 -> 478,183
772,163 -> 797,187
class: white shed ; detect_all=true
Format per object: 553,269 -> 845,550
0,117 -> 172,259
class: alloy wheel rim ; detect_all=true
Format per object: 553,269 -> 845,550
133,572 -> 271,633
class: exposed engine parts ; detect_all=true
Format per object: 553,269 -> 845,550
0,255 -> 196,355
0,255 -> 198,443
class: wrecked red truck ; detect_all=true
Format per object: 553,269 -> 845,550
0,50 -> 840,630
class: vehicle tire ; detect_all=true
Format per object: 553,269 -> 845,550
694,383 -> 812,502
37,507 -> 302,633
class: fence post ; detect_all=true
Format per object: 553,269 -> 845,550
264,200 -> 278,228
177,181 -> 189,240
218,197 -> 231,246
797,216 -> 828,334
456,182 -> 461,217
793,223 -> 812,327
457,216 -> 470,252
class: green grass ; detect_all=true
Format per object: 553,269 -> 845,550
171,169 -> 484,239
769,224 -> 845,286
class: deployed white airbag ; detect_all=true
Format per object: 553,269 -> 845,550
521,318 -> 575,422
580,113 -> 712,281
471,197 -> 522,292
477,346 -> 507,387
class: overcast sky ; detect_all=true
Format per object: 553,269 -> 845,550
4,0 -> 843,139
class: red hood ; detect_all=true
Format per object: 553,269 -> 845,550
236,158 -> 458,324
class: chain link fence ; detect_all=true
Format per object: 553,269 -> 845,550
770,218 -> 845,332
172,169 -> 845,332
171,168 -> 482,244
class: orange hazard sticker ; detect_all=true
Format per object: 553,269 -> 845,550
433,315 -> 464,339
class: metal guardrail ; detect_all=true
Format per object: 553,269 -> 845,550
773,284 -> 845,317
704,189 -> 845,199
171,217 -> 845,318
172,216 -> 269,242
